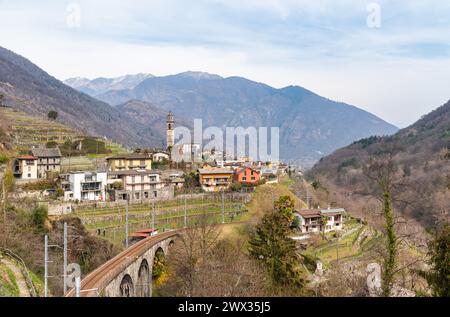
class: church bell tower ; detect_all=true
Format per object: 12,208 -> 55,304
166,111 -> 175,150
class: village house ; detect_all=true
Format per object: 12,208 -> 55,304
296,209 -> 322,234
107,169 -> 174,202
106,153 -> 152,171
151,151 -> 170,162
61,171 -> 107,202
31,146 -> 62,178
215,159 -> 244,169
296,208 -> 345,234
234,166 -> 261,184
13,155 -> 38,180
160,170 -> 185,189
320,208 -> 345,232
260,166 -> 279,184
167,174 -> 185,188
198,168 -> 234,192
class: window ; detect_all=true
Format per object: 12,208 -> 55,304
135,192 -> 140,200
251,177 -> 256,181
144,192 -> 149,199
242,177 -> 247,181
27,173 -> 31,178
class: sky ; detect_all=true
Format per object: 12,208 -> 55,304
0,0 -> 450,127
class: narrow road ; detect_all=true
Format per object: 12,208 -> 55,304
1,257 -> 31,297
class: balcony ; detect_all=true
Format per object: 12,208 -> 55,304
81,181 -> 102,192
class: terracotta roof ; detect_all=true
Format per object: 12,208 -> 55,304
129,233 -> 149,238
17,155 -> 37,160
236,166 -> 259,174
135,228 -> 158,234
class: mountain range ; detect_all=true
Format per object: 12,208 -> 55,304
65,73 -> 154,96
65,71 -> 398,164
0,45 -> 398,164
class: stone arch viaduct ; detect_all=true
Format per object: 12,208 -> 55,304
66,230 -> 178,297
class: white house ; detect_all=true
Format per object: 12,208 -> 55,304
151,151 -> 170,162
296,208 -> 345,234
63,171 -> 107,202
320,208 -> 345,233
13,155 -> 38,180
107,169 -> 174,202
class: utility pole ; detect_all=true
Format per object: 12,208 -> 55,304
44,235 -> 48,297
306,189 -> 310,209
152,208 -> 155,230
125,194 -> 129,248
2,178 -> 6,225
95,139 -> 99,169
221,190 -> 225,224
68,137 -> 72,172
152,199 -> 155,230
184,195 -> 187,228
63,222 -> 68,295
336,232 -> 340,265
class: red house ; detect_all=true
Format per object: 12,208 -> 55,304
234,167 -> 260,184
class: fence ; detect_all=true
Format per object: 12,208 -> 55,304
0,248 -> 38,297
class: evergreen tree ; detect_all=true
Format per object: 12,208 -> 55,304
273,195 -> 295,223
248,196 -> 305,293
47,110 -> 58,121
421,225 -> 450,297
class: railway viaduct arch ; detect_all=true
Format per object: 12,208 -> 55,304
66,231 -> 178,297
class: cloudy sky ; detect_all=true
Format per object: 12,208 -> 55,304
1,0 -> 449,127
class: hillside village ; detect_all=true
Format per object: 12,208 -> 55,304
6,106 -> 308,214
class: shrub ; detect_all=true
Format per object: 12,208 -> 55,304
19,180 -> 55,191
46,141 -> 58,148
0,154 -> 9,164
32,205 -> 48,233
47,110 -> 58,121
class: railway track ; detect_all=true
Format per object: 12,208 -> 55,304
65,221 -> 252,297
66,230 -> 180,297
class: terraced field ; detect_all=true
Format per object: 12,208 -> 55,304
301,218 -> 383,268
60,156 -> 95,172
0,107 -> 83,149
0,107 -> 128,160
73,194 -> 249,247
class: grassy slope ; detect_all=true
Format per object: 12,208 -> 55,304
0,259 -> 20,297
